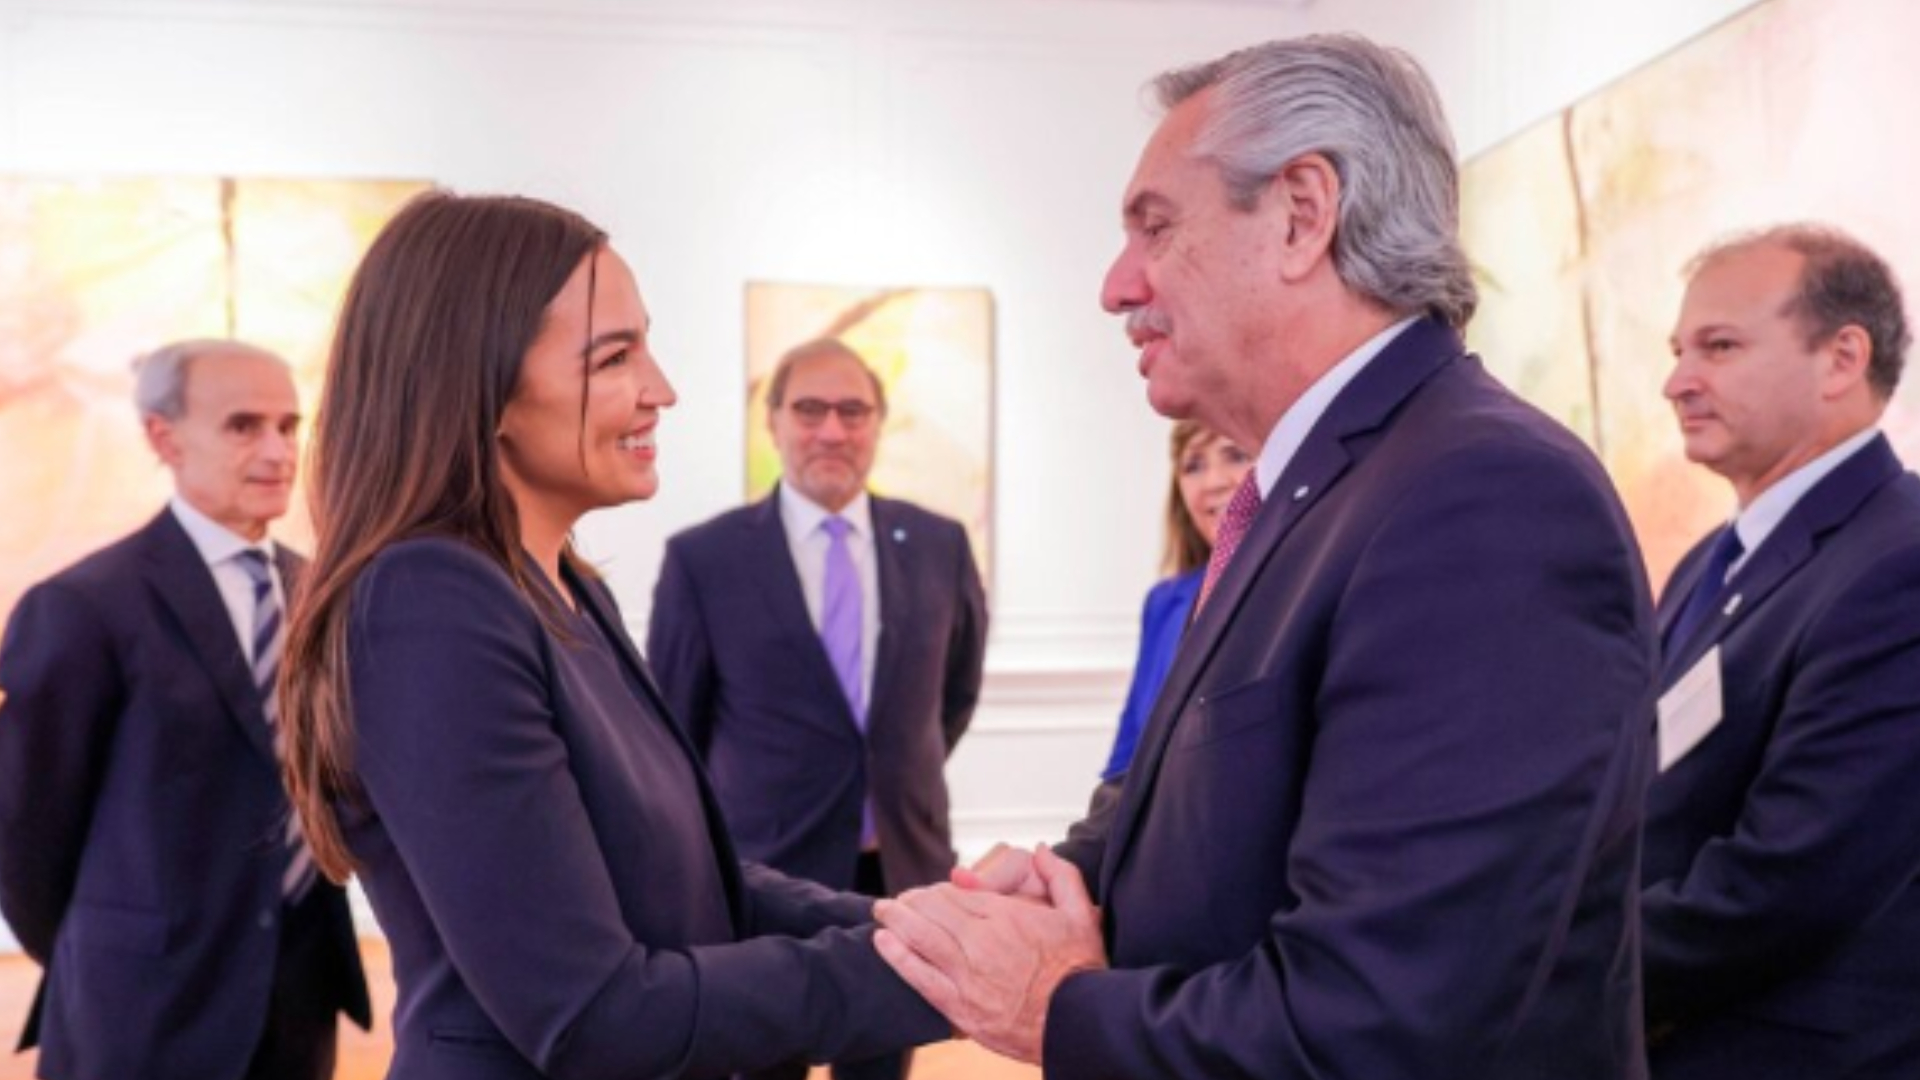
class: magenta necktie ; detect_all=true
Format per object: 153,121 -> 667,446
1197,472 -> 1264,613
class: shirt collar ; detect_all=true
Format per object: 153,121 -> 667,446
169,495 -> 276,569
1731,426 -> 1880,558
777,482 -> 873,539
1252,316 -> 1418,499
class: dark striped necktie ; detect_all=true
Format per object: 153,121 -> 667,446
235,549 -> 317,903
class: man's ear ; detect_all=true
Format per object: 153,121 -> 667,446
143,414 -> 179,466
1268,152 -> 1341,284
1819,324 -> 1873,400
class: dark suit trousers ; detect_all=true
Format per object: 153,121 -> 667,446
242,887 -> 343,1080
744,854 -> 911,1080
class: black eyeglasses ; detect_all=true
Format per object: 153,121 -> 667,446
787,398 -> 878,427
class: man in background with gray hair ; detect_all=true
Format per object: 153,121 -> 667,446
874,34 -> 1656,1079
0,340 -> 368,1080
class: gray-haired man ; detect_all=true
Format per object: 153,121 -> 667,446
875,34 -> 1656,1079
0,340 -> 369,1080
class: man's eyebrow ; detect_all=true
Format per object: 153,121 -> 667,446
1125,191 -> 1173,223
223,409 -> 302,426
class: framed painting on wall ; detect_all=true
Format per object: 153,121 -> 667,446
1461,0 -> 1920,591
0,175 -> 430,628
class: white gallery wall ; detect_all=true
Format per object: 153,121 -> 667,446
0,0 -> 1759,952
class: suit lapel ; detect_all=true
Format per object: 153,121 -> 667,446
1655,543 -> 1711,651
1100,320 -> 1464,895
1660,435 -> 1903,685
139,510 -> 278,766
866,497 -> 912,734
748,489 -> 865,735
569,560 -> 753,930
274,544 -> 303,602
570,564 -> 673,720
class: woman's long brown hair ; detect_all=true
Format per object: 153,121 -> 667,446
280,192 -> 606,882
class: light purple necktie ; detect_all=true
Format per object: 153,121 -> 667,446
820,516 -> 865,725
820,516 -> 876,848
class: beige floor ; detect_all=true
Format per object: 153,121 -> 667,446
0,943 -> 1037,1080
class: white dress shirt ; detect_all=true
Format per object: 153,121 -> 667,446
1724,426 -> 1881,578
1252,316 -> 1420,498
778,484 -> 881,710
169,496 -> 283,665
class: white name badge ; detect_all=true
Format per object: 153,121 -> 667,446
1658,645 -> 1725,772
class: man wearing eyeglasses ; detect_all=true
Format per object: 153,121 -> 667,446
647,337 -> 988,1080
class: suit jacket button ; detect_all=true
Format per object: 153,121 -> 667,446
258,911 -> 275,931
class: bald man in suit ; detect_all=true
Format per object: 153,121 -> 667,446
0,340 -> 369,1080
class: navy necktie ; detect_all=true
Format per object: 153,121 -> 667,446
235,550 -> 317,902
1665,526 -> 1745,650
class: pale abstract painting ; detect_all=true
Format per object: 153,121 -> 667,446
1462,0 -> 1920,590
0,177 -> 428,626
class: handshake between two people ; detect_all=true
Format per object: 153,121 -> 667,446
871,843 -> 1110,1066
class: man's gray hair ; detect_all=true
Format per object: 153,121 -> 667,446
131,338 -> 286,420
1154,34 -> 1477,329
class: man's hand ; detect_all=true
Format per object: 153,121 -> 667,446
873,845 -> 1106,1063
951,841 -> 1047,899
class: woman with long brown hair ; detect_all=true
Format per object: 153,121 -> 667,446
280,192 -> 940,1079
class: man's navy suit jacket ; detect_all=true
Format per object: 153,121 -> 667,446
1644,434 -> 1920,1079
648,493 -> 987,894
1045,318 -> 1658,1080
342,539 -> 943,1079
0,509 -> 370,1080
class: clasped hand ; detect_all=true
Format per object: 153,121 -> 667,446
872,844 -> 1107,1064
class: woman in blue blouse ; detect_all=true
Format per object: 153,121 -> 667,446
1102,420 -> 1253,780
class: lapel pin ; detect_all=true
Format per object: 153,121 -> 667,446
892,528 -> 907,543
1292,486 -> 1310,501
1723,594 -> 1743,617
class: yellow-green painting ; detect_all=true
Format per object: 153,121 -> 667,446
744,283 -> 993,582
0,176 -> 428,627
1462,0 -> 1920,591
